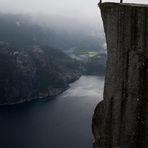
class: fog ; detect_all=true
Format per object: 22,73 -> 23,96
0,0 -> 146,29
0,0 -> 100,19
0,0 -> 146,16
0,0 -> 146,42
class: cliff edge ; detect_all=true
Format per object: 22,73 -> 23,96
92,3 -> 148,148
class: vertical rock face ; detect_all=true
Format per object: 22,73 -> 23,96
92,3 -> 148,148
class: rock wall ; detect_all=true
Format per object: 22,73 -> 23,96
92,3 -> 148,148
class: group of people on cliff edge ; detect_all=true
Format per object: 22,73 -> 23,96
99,0 -> 123,4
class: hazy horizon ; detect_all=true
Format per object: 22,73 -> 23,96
0,0 -> 145,32
0,0 -> 146,46
0,0 -> 146,16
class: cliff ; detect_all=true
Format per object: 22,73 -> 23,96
0,44 -> 80,105
92,3 -> 148,148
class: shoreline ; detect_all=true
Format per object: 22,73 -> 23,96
0,86 -> 69,107
0,75 -> 104,106
0,76 -> 81,106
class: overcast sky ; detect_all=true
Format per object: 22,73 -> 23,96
0,0 -> 147,18
0,0 -> 99,18
0,0 -> 147,32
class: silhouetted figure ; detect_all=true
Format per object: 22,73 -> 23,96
120,0 -> 123,3
99,0 -> 102,4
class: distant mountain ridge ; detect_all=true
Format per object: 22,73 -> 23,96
0,13 -> 104,51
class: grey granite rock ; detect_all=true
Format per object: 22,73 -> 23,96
92,3 -> 148,148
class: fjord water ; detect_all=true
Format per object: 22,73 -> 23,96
0,76 -> 104,148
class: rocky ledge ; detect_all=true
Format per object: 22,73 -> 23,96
92,3 -> 148,148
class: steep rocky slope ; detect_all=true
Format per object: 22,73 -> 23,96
0,43 -> 80,105
92,3 -> 148,148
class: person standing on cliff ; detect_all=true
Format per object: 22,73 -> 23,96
99,0 -> 123,4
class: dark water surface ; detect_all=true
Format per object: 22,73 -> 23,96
0,76 -> 104,148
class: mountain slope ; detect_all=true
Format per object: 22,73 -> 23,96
0,43 -> 80,104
